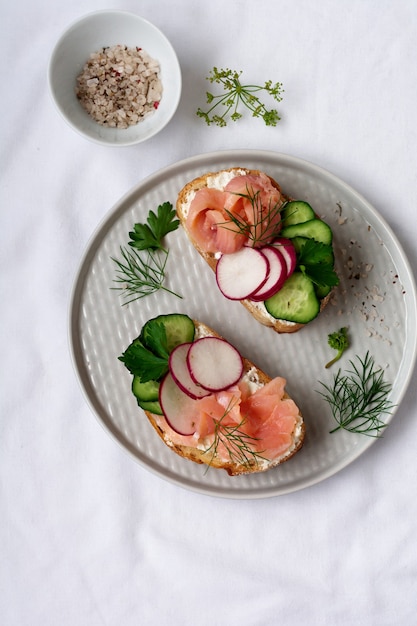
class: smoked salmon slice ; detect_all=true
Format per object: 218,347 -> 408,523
186,172 -> 285,254
159,375 -> 298,463
186,188 -> 246,254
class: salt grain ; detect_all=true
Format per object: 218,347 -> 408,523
75,45 -> 162,128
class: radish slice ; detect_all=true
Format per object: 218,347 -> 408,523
169,343 -> 210,399
187,337 -> 243,391
215,246 -> 269,300
249,246 -> 287,301
159,372 -> 199,435
271,237 -> 297,277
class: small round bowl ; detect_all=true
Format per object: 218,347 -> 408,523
48,11 -> 181,146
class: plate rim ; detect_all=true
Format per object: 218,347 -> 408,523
68,149 -> 417,499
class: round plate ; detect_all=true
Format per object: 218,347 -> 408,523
69,150 -> 417,498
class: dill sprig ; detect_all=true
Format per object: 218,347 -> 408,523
220,186 -> 287,247
111,246 -> 181,305
317,352 -> 395,437
111,202 -> 181,305
204,398 -> 267,471
196,67 -> 284,127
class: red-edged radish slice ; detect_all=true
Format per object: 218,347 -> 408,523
159,372 -> 199,435
271,237 -> 297,277
169,343 -> 210,399
187,337 -> 243,391
249,246 -> 288,301
215,246 -> 269,300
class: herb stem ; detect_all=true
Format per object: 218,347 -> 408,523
197,67 -> 284,127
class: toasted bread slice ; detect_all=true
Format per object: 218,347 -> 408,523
143,320 -> 305,476
176,167 -> 332,333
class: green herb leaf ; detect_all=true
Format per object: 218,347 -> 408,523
297,239 -> 339,289
129,202 -> 180,251
325,327 -> 349,369
299,263 -> 340,288
297,239 -> 333,265
140,319 -> 170,360
196,67 -> 284,127
128,223 -> 157,251
118,340 -> 169,383
317,352 -> 395,436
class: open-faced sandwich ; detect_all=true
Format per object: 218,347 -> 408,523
119,313 -> 304,475
176,167 -> 339,333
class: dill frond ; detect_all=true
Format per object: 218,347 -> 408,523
204,397 -> 267,471
111,246 -> 182,305
219,186 -> 287,247
317,351 -> 395,437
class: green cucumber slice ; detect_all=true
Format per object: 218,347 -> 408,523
140,313 -> 195,356
290,236 -> 310,254
132,375 -> 160,402
282,201 -> 315,226
265,272 -> 320,323
281,219 -> 333,245
137,399 -> 163,415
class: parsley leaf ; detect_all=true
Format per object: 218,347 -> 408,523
147,202 -> 180,244
297,239 -> 333,265
325,327 -> 349,369
128,202 -> 180,251
297,239 -> 339,288
300,263 -> 340,287
118,339 -> 169,383
140,319 -> 170,359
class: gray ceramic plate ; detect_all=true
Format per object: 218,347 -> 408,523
69,150 -> 417,498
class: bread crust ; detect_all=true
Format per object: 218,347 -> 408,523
143,320 -> 305,476
176,167 -> 332,333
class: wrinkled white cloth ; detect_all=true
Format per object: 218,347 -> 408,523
1,1 -> 416,625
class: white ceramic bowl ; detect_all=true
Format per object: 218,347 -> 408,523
48,10 -> 181,146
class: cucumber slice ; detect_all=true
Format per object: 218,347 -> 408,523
315,283 -> 332,299
282,201 -> 315,226
290,236 -> 310,254
132,375 -> 160,402
281,219 -> 333,245
265,272 -> 320,323
140,314 -> 195,355
137,398 -> 163,415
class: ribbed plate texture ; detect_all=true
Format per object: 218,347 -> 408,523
70,150 -> 417,498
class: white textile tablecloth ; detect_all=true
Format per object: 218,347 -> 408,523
1,1 -> 416,625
